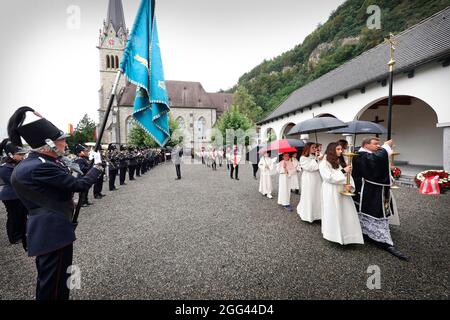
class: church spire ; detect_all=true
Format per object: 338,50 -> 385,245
106,0 -> 126,33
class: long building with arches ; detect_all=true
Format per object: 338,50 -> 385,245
258,7 -> 450,171
97,0 -> 232,146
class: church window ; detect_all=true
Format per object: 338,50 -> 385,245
110,55 -> 115,69
176,116 -> 185,129
115,56 -> 119,69
106,55 -> 110,69
126,116 -> 134,138
197,117 -> 206,140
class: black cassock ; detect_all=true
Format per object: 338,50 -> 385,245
352,147 -> 398,246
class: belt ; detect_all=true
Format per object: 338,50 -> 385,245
29,207 -> 74,221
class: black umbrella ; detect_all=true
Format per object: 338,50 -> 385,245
328,120 -> 387,135
287,116 -> 347,142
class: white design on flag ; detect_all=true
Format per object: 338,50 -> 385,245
133,54 -> 149,69
158,80 -> 166,90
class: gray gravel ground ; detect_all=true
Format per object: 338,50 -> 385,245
0,161 -> 449,300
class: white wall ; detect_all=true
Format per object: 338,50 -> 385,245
260,61 -> 450,167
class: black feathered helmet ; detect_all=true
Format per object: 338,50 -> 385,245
0,138 -> 27,159
7,106 -> 70,149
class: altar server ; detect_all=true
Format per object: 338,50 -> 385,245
297,143 -> 322,223
319,142 -> 363,245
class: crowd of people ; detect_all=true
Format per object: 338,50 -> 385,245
0,106 -> 409,301
256,138 -> 408,261
0,107 -> 168,300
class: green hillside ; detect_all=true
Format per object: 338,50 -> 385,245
230,0 -> 450,122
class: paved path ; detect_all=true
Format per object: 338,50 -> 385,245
0,161 -> 449,299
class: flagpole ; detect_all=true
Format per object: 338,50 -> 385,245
95,70 -> 122,152
73,70 -> 122,225
385,33 -> 396,140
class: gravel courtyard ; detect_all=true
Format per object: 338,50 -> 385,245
0,161 -> 449,300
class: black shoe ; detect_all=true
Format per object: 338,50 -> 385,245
100,193 -> 106,197
130,178 -> 135,181
235,178 -> 240,181
94,194 -> 101,199
386,246 -> 410,261
230,177 -> 234,179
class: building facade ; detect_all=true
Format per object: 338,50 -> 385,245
98,0 -> 232,146
258,7 -> 450,170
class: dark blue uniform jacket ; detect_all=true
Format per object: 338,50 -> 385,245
13,152 -> 101,257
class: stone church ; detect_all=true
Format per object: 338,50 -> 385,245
97,0 -> 233,147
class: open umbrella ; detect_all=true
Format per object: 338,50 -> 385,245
287,116 -> 347,142
328,120 -> 387,149
328,120 -> 387,135
258,139 -> 304,154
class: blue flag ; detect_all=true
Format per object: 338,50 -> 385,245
120,0 -> 170,147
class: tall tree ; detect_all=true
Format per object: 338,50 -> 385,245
66,114 -> 97,152
215,105 -> 254,146
231,86 -> 263,123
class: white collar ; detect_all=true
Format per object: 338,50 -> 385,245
359,147 -> 372,154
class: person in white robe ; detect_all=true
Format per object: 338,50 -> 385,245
319,142 -> 364,245
289,152 -> 301,194
297,143 -> 322,223
258,152 -> 274,198
277,153 -> 294,211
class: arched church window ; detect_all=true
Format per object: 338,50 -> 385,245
106,55 -> 110,69
115,56 -> 119,69
126,116 -> 134,138
110,55 -> 115,69
176,116 -> 185,129
197,117 -> 206,139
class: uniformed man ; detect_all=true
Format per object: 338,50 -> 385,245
74,144 -> 92,206
7,106 -> 103,300
118,145 -> 128,185
0,138 -> 28,251
106,144 -> 119,191
93,149 -> 106,199
128,146 -> 137,181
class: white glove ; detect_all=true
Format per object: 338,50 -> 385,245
89,151 -> 102,165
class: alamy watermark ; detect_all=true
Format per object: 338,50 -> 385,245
367,5 -> 381,30
366,265 -> 381,290
66,5 -> 81,30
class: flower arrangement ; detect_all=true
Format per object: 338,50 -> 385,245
415,170 -> 450,193
391,167 -> 402,180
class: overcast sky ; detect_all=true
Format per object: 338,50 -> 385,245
0,0 -> 346,136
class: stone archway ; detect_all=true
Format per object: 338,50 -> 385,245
264,127 -> 277,143
356,95 -> 443,167
280,122 -> 296,139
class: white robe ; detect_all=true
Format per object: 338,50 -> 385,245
289,158 -> 300,190
319,159 -> 364,245
277,160 -> 292,206
258,156 -> 274,195
297,155 -> 322,222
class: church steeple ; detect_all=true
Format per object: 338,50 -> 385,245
97,0 -> 128,144
106,0 -> 126,33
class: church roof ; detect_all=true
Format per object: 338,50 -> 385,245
259,6 -> 450,124
118,81 -> 233,111
106,0 -> 126,33
209,92 -> 234,114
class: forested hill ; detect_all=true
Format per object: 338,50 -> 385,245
230,0 -> 450,122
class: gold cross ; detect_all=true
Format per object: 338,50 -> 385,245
384,33 -> 398,69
